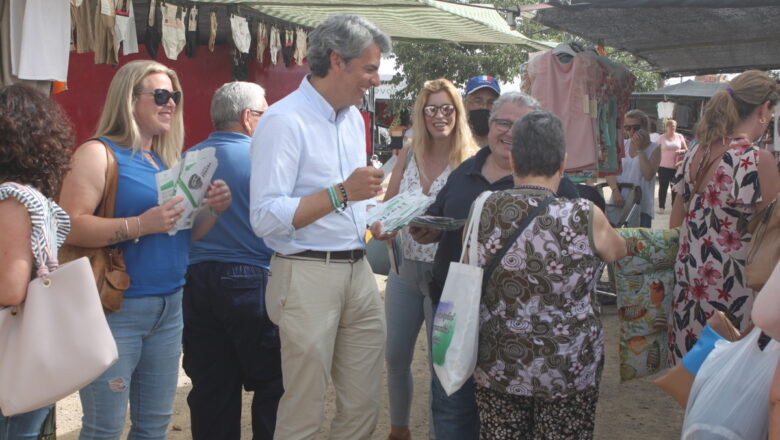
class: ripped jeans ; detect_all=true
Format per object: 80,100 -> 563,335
79,290 -> 183,440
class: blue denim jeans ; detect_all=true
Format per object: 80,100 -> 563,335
183,262 -> 283,440
429,303 -> 480,440
385,259 -> 435,438
79,290 -> 183,440
0,405 -> 51,440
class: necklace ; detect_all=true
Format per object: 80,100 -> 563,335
513,184 -> 555,194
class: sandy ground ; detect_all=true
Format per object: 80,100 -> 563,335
55,184 -> 685,439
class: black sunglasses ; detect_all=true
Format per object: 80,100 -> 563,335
423,104 -> 456,117
141,89 -> 182,106
623,124 -> 641,132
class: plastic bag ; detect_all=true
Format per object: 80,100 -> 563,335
682,327 -> 780,440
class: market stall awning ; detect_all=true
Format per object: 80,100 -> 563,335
192,0 -> 548,49
633,80 -> 727,98
531,0 -> 780,76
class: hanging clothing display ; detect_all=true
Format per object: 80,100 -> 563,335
161,3 -> 185,60
230,14 -> 250,54
184,6 -> 197,58
93,0 -> 117,65
144,0 -> 160,59
72,0 -> 95,53
232,49 -> 248,81
8,0 -> 71,81
282,28 -> 294,67
657,101 -> 675,120
256,22 -> 268,62
114,0 -> 138,56
294,27 -> 307,66
269,26 -> 281,65
0,0 -> 48,91
208,10 -> 216,52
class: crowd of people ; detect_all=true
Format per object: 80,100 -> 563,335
1,12 -> 779,440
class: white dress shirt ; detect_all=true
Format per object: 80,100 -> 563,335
249,76 -> 370,254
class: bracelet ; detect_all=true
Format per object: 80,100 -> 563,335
134,216 -> 141,244
327,186 -> 341,211
208,207 -> 221,218
123,217 -> 130,240
337,182 -> 348,207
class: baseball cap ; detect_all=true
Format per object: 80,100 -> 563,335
465,75 -> 500,96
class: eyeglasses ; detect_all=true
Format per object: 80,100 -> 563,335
140,89 -> 182,106
624,124 -> 642,132
248,109 -> 264,118
491,118 -> 513,133
423,104 -> 456,117
467,96 -> 496,108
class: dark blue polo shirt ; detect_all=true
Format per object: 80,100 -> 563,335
426,146 -> 579,304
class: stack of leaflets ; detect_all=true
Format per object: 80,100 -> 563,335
155,147 -> 218,235
366,189 -> 434,235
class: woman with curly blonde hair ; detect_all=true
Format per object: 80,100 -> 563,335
379,78 -> 476,440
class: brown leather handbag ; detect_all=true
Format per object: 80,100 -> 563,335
58,140 -> 130,313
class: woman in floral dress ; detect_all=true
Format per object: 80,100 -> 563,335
473,111 -> 626,439
669,70 -> 780,362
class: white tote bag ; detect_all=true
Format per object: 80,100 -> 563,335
0,253 -> 118,415
432,191 -> 492,396
682,327 -> 780,440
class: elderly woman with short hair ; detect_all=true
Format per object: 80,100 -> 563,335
470,111 -> 626,439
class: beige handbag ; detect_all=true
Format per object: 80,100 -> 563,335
0,254 -> 118,416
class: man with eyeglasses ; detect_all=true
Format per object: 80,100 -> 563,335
183,81 -> 282,440
410,91 -> 580,439
605,109 -> 662,227
464,75 -> 501,147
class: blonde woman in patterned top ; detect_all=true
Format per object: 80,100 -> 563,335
379,78 -> 476,440
472,111 -> 625,439
0,84 -> 74,439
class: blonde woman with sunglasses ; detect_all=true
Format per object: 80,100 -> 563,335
378,78 -> 476,440
59,60 -> 232,439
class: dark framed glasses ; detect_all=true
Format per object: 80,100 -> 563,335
423,104 -> 456,117
624,124 -> 641,132
141,89 -> 182,106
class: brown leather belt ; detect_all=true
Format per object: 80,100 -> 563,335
290,249 -> 365,261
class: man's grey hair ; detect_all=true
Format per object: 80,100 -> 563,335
489,91 -> 541,121
625,109 -> 650,130
307,15 -> 391,78
211,81 -> 266,130
511,111 -> 566,177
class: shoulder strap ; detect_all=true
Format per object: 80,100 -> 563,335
93,138 -> 119,219
481,196 -> 554,294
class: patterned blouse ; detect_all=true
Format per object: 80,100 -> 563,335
473,189 -> 603,399
399,154 -> 451,263
0,183 -> 70,271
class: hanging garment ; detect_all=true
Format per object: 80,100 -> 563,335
9,0 -> 71,80
230,14 -> 250,54
282,28 -> 294,67
256,22 -> 268,62
184,6 -> 198,58
144,0 -> 160,59
657,101 -> 675,120
0,0 -> 48,91
232,49 -> 249,81
72,0 -> 95,53
294,27 -> 307,66
161,3 -> 185,60
208,10 -> 216,52
269,26 -> 281,65
114,0 -> 137,56
92,0 -> 117,65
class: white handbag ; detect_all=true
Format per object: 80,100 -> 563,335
431,191 -> 492,396
0,252 -> 118,415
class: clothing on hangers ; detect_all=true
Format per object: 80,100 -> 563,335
256,22 -> 268,62
114,0 -> 138,56
72,0 -> 95,53
282,28 -> 294,67
208,10 -> 216,52
230,14 -> 251,54
161,3 -> 185,60
657,101 -> 675,120
93,0 -> 118,65
293,27 -> 307,66
269,26 -> 281,65
184,6 -> 198,58
144,0 -> 160,59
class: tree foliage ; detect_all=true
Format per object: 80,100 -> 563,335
385,0 -> 662,115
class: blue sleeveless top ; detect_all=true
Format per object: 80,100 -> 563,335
103,137 -> 191,297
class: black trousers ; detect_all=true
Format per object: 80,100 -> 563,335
657,166 -> 677,209
183,262 -> 283,440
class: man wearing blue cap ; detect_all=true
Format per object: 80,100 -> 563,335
465,75 -> 500,147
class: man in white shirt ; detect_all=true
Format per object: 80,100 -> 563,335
249,14 -> 391,440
